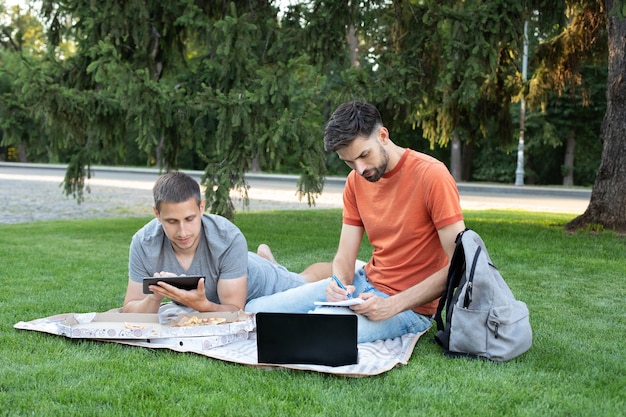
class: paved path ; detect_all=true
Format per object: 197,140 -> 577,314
0,163 -> 590,224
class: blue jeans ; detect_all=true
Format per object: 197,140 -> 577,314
245,268 -> 432,343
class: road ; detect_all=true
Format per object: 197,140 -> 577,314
0,162 -> 591,224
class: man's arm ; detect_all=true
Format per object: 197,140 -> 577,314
122,279 -> 163,313
122,275 -> 247,313
351,220 -> 466,320
327,223 -> 365,301
214,275 -> 247,311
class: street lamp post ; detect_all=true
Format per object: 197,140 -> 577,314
515,20 -> 529,187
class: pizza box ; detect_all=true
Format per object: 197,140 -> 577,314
57,311 -> 253,340
57,312 -> 160,339
159,311 -> 254,338
141,330 -> 249,351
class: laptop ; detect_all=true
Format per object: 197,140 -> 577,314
255,312 -> 358,367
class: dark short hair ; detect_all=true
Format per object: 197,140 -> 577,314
152,171 -> 202,212
323,101 -> 383,152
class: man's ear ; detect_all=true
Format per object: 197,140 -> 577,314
199,199 -> 206,212
152,206 -> 160,218
378,126 -> 390,144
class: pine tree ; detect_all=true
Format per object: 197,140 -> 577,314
24,0 -> 327,218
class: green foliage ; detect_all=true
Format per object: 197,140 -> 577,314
472,142 -> 517,183
1,0 -> 330,218
0,0 -> 616,209
528,0 -> 607,105
521,64 -> 606,185
0,6 -> 49,162
411,0 -> 525,148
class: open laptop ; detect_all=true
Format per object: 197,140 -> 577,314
255,312 -> 358,367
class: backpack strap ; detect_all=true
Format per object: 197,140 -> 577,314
434,228 -> 469,332
462,245 -> 482,308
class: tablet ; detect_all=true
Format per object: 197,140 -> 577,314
142,275 -> 203,294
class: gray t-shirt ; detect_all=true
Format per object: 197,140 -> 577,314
129,214 -> 305,304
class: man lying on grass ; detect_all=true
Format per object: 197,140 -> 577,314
245,101 -> 466,344
122,171 -> 331,314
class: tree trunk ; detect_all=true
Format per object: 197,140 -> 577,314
250,155 -> 261,172
461,141 -> 474,181
566,1 -> 626,234
562,129 -> 576,186
18,142 -> 28,162
347,24 -> 359,67
157,135 -> 165,170
450,132 -> 462,181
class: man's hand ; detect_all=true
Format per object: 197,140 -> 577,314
150,278 -> 214,312
350,292 -> 397,321
325,278 -> 355,301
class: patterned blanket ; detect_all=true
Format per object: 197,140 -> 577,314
14,312 -> 426,377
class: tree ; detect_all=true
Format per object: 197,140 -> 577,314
0,4 -> 47,162
15,0 -> 327,218
357,1 -> 538,182
523,64 -> 606,186
3,0 -> 619,223
566,0 -> 626,233
528,0 -> 625,232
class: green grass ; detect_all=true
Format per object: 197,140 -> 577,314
1,210 -> 624,416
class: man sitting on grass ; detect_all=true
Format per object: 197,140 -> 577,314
122,171 -> 331,314
245,101 -> 466,344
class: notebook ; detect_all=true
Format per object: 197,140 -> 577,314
255,312 -> 358,367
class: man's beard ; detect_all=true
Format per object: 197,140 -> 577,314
363,147 -> 389,183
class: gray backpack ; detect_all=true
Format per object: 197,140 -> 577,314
434,229 -> 532,362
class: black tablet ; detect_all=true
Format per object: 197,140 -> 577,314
142,275 -> 203,294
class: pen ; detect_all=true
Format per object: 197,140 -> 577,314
332,275 -> 352,299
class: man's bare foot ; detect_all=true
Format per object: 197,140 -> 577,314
257,243 -> 277,264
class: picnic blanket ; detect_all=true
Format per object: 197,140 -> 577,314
14,312 -> 427,377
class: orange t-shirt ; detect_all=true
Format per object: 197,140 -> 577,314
343,149 -> 463,315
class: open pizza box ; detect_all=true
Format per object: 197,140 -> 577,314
57,310 -> 254,340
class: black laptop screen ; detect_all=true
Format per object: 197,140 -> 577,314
255,312 -> 358,367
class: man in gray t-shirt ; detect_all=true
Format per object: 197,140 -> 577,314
122,171 -> 328,314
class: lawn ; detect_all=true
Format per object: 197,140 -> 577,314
0,209 -> 624,416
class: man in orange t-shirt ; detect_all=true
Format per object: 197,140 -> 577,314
246,101 -> 466,343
